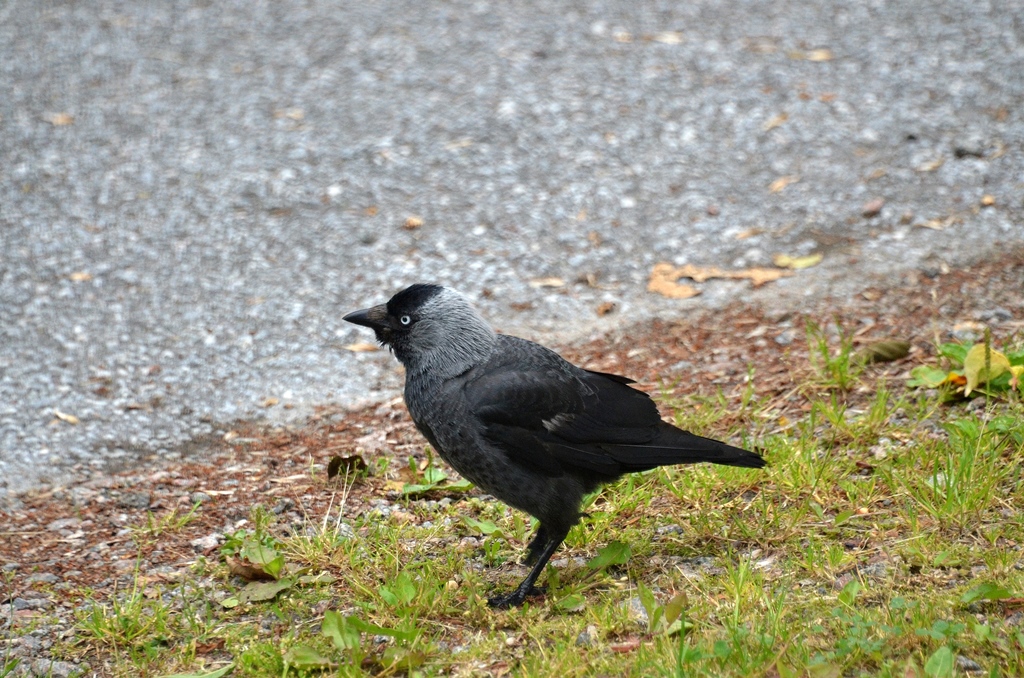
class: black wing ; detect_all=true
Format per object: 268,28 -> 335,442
465,363 -> 763,479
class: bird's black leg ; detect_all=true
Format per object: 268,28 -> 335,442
522,525 -> 548,565
488,529 -> 566,609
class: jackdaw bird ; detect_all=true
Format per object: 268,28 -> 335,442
344,284 -> 765,608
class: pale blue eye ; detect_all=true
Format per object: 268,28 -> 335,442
400,315 -> 411,325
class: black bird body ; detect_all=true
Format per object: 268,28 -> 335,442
345,284 -> 765,608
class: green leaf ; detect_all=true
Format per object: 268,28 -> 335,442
462,516 -> 502,536
379,571 -> 417,607
445,479 -> 474,492
907,365 -> 950,388
856,340 -> 911,364
422,466 -> 448,484
283,645 -> 334,670
322,610 -> 360,651
381,647 -> 427,671
554,593 -> 586,612
220,597 -> 239,609
961,582 -> 1015,604
586,541 -> 631,570
837,580 -> 862,607
157,664 -> 234,678
833,509 -> 856,526
401,483 -> 438,495
663,591 -> 687,625
344,615 -> 420,643
937,342 -> 969,366
236,578 -> 294,604
924,646 -> 953,678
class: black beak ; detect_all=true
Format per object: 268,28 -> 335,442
343,304 -> 390,330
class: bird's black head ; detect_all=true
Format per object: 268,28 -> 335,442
343,284 -> 445,352
343,284 -> 496,372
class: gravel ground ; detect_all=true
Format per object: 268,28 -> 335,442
1,0 -> 1022,497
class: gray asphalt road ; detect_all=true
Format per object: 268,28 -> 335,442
2,0 -> 1022,497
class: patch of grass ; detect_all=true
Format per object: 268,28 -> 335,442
58,363 -> 1024,677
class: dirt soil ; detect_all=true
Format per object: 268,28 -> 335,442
2,248 -> 1023,673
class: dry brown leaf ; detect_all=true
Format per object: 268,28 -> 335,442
769,175 -> 800,193
273,108 -> 304,120
916,157 -> 945,172
596,301 -> 616,316
773,253 -> 823,270
735,227 -> 764,240
762,112 -> 788,131
261,397 -> 279,408
529,277 -> 565,288
649,262 -> 791,296
861,198 -> 885,217
54,410 -> 80,424
344,342 -> 379,352
227,556 -> 276,582
917,217 -> 952,231
69,271 -> 93,282
43,112 -> 74,126
650,31 -> 683,44
647,263 -> 701,299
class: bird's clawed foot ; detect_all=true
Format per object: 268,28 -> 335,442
487,585 -> 546,609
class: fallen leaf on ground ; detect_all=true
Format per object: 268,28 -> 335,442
647,264 -> 701,299
649,263 -> 791,297
43,112 -> 74,126
769,175 -> 800,193
773,253 -> 823,270
855,340 -> 911,364
529,277 -> 565,288
963,343 -> 1011,396
344,342 -> 379,352
227,557 -> 277,582
862,198 -> 885,217
327,454 -> 367,479
916,157 -> 945,172
735,227 -> 764,240
650,31 -> 683,44
54,410 -> 79,424
762,113 -> 788,131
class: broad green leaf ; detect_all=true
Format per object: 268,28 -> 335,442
381,647 -> 427,671
963,343 -> 1011,395
345,615 -> 420,643
554,593 -> 586,612
937,342 -> 969,365
236,578 -> 294,604
462,516 -> 501,536
907,365 -> 950,388
322,610 -> 360,651
923,646 -> 953,678
283,645 -> 334,670
586,541 -> 631,570
220,597 -> 239,609
961,582 -> 1015,604
663,591 -> 687,625
422,466 -> 448,484
837,580 -> 862,607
